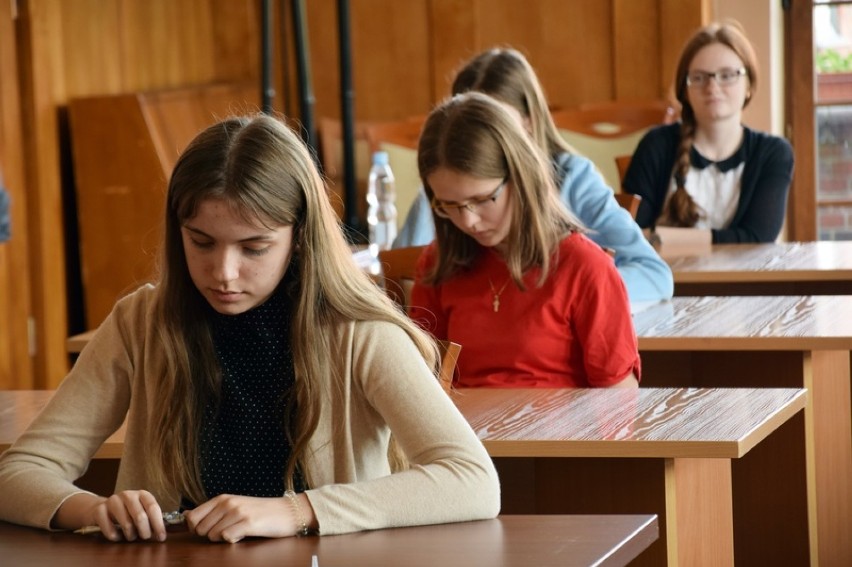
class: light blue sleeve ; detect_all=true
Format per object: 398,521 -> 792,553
558,154 -> 673,302
393,188 -> 435,248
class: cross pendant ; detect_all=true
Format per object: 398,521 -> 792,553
492,295 -> 500,312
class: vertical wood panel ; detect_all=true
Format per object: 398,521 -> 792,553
18,0 -> 69,388
613,0 -> 662,101
658,0 -> 710,101
785,0 -> 815,241
428,0 -> 479,102
477,0 -> 614,108
0,2 -> 35,389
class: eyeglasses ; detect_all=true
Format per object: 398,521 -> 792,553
430,178 -> 507,219
685,67 -> 747,88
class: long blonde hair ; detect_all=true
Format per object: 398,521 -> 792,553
148,114 -> 438,503
418,93 -> 581,289
665,21 -> 758,227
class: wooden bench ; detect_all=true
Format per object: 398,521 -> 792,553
453,387 -> 806,567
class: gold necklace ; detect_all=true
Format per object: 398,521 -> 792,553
488,277 -> 511,313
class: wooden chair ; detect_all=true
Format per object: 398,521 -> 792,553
569,99 -> 677,136
614,192 -> 642,219
436,339 -> 461,392
612,154 -> 642,219
551,99 -> 675,191
615,154 -> 632,186
377,245 -> 425,308
376,245 -> 458,390
364,118 -> 424,155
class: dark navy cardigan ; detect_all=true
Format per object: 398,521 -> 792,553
623,123 -> 794,243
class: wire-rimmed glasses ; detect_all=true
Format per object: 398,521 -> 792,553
430,178 -> 507,219
685,67 -> 747,88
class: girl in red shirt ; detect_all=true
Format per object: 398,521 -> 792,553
410,93 -> 640,388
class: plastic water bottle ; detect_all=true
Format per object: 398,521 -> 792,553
366,151 -> 397,253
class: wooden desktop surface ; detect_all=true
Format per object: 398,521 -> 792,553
665,241 -> 852,295
635,294 -> 852,350
633,294 -> 852,566
452,386 -> 805,459
0,514 -> 658,567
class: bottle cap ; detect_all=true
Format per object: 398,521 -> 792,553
372,151 -> 390,166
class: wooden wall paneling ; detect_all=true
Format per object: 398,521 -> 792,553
612,0 -> 663,101
55,0 -> 124,97
427,0 -> 479,103
17,0 -> 71,388
658,0 -> 710,102
0,2 -> 35,389
476,0 -> 615,109
305,0 -> 432,123
784,1 -> 815,241
349,1 -> 432,120
16,0 -> 266,388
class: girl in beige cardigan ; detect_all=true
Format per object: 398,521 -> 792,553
0,115 -> 499,543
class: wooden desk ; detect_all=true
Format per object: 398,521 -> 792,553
634,295 -> 852,566
454,387 -> 804,567
0,515 -> 658,566
664,241 -> 852,296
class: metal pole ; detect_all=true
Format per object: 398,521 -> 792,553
337,0 -> 358,233
260,0 -> 275,114
278,0 -> 294,120
292,0 -> 317,154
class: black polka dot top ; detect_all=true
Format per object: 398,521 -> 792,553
194,280 -> 303,502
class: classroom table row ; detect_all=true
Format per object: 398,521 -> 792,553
57,241 -> 852,565
61,293 -> 852,565
0,386 -> 806,567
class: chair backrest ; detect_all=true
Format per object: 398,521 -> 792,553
437,339 -> 461,392
377,245 -> 425,308
615,154 -> 632,187
551,99 -> 676,191
364,118 -> 426,229
614,192 -> 642,219
364,119 -> 424,155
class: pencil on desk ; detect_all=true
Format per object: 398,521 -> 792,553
73,525 -> 104,535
